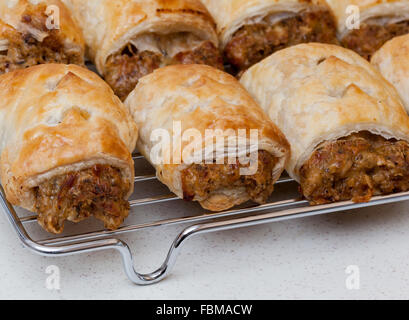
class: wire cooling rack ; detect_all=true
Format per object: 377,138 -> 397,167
1,153 -> 409,285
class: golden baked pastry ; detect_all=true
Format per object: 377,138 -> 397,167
125,64 -> 290,211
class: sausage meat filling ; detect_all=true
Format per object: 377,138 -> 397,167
105,35 -> 223,100
300,132 -> 409,205
341,21 -> 409,60
0,3 -> 83,75
105,49 -> 162,102
181,151 -> 278,206
224,8 -> 337,74
35,165 -> 131,234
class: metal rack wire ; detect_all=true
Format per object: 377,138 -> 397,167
1,153 -> 409,285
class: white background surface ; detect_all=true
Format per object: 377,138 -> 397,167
2,191 -> 409,300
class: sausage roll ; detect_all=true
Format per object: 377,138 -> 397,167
241,43 -> 409,204
125,64 -> 290,212
372,34 -> 409,113
0,64 -> 138,234
202,0 -> 337,75
62,0 -> 222,101
0,0 -> 84,75
327,0 -> 409,60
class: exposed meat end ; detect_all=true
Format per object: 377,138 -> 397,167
104,40 -> 223,101
172,40 -> 223,69
224,9 -> 337,74
0,3 -> 84,75
181,150 -> 278,207
342,21 -> 409,60
105,49 -> 162,101
35,165 -> 131,234
300,132 -> 409,205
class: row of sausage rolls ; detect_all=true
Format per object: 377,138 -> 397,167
3,1 -> 409,101
123,41 -> 409,207
59,0 -> 346,98
122,42 -> 409,208
0,63 -> 291,233
3,44 -> 409,233
0,0 -> 224,101
202,0 -> 409,69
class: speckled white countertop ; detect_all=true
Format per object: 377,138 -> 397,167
2,189 -> 409,300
